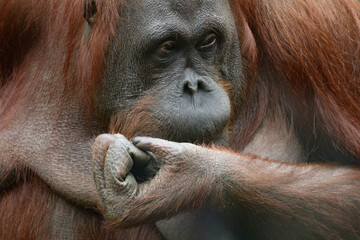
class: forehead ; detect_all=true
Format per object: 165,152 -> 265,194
121,0 -> 234,33
140,0 -> 231,19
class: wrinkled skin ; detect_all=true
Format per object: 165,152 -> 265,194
93,134 -> 239,239
1,0 -> 243,238
98,0 -> 241,143
94,0 -> 244,238
94,0 -> 359,239
93,135 -> 206,225
1,0 -> 359,239
92,132 -> 360,240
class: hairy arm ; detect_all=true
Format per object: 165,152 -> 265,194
93,135 -> 360,239
223,154 -> 360,239
0,110 -> 99,208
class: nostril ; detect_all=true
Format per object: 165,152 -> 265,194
197,80 -> 205,91
183,80 -> 198,95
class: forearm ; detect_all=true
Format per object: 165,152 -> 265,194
0,129 -> 99,208
92,135 -> 360,238
30,142 -> 99,208
222,152 -> 360,239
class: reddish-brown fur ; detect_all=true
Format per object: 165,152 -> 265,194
0,1 -> 165,239
231,0 -> 360,157
0,0 -> 359,239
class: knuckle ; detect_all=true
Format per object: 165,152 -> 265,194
95,134 -> 114,145
114,135 -> 133,151
114,134 -> 130,142
106,145 -> 134,181
93,135 -> 114,155
181,142 -> 194,149
109,138 -> 128,154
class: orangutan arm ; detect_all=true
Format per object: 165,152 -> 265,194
93,135 -> 360,239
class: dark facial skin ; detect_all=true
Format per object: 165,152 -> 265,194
2,0 -> 359,239
93,2 -> 360,239
95,1 -> 243,238
0,1 -> 243,238
99,0 -> 243,143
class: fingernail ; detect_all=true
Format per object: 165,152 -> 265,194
132,137 -> 142,145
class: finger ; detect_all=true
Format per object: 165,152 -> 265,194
93,134 -> 116,193
112,134 -> 153,167
128,143 -> 154,167
132,137 -> 183,161
93,155 -> 106,193
103,138 -> 138,196
92,134 -> 115,165
132,136 -> 172,152
121,173 -> 138,194
142,158 -> 159,177
105,136 -> 134,182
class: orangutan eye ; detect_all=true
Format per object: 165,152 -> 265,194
158,40 -> 176,56
200,33 -> 217,49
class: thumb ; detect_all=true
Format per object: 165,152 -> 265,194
132,137 -> 184,163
